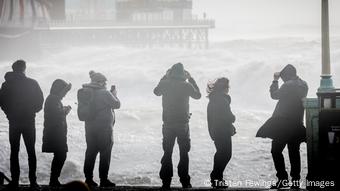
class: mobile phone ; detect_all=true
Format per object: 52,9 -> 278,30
111,85 -> 116,92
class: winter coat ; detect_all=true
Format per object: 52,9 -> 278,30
207,92 -> 236,140
154,77 -> 201,124
0,72 -> 43,122
83,83 -> 120,132
42,94 -> 68,153
256,77 -> 308,142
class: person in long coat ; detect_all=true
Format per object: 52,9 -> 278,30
256,64 -> 308,189
207,77 -> 236,188
42,79 -> 72,187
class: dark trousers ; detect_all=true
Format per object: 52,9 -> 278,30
50,151 -> 67,181
210,136 -> 232,182
84,128 -> 113,180
271,139 -> 301,180
9,120 -> 37,183
159,123 -> 191,184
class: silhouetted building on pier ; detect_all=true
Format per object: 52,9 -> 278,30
0,0 -> 214,55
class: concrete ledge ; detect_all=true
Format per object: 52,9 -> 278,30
0,185 -> 308,191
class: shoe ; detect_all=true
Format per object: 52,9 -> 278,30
85,179 -> 98,187
100,179 -> 116,187
30,181 -> 40,190
270,179 -> 289,189
6,181 -> 19,189
161,179 -> 171,190
182,182 -> 192,189
49,179 -> 62,187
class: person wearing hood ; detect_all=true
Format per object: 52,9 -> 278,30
256,64 -> 308,189
42,79 -> 72,187
82,71 -> 120,188
154,63 -> 201,189
0,60 -> 44,189
207,77 -> 235,188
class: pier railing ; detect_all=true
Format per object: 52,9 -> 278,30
43,19 -> 215,29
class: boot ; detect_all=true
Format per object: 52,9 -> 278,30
100,179 -> 116,187
85,178 -> 98,187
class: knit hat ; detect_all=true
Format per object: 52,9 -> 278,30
169,63 -> 186,80
89,70 -> 107,83
280,64 -> 297,81
12,60 -> 26,72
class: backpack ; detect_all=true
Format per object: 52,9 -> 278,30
77,87 -> 96,121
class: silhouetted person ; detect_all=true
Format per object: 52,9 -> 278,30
256,64 -> 308,189
0,60 -> 44,189
81,71 -> 120,188
42,79 -> 72,187
207,78 -> 236,188
154,63 -> 201,189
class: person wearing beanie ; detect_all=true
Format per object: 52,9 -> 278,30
80,71 -> 120,188
154,63 -> 201,189
0,60 -> 44,189
256,64 -> 308,189
42,79 -> 72,187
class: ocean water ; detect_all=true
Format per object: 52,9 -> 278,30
0,37 -> 340,187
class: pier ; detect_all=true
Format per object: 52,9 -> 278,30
0,0 -> 215,50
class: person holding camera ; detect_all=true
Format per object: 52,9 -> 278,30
81,71 -> 120,188
256,64 -> 308,189
154,63 -> 201,189
42,79 -> 72,187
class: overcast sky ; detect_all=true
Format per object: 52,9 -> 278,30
193,0 -> 340,40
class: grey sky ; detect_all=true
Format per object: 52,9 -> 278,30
193,0 -> 340,39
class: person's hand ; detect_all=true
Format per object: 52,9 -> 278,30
64,105 -> 72,115
185,70 -> 191,80
111,85 -> 117,96
274,72 -> 280,81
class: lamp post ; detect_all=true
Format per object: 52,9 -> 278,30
319,0 -> 334,92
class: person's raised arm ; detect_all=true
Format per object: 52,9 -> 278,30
188,77 -> 201,99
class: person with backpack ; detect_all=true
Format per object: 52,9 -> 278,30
42,79 -> 72,187
0,60 -> 44,189
154,63 -> 201,189
78,71 -> 120,188
207,77 -> 236,188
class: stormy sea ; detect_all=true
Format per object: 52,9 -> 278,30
0,36 -> 340,188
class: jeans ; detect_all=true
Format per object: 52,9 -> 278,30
9,120 -> 37,183
271,139 -> 301,180
159,123 -> 191,184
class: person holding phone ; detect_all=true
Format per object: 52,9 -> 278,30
42,79 -> 72,187
82,71 -> 120,188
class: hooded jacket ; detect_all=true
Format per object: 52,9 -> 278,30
256,69 -> 308,142
154,76 -> 201,124
83,83 -> 120,131
0,72 -> 44,122
207,92 -> 235,140
42,80 -> 70,153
